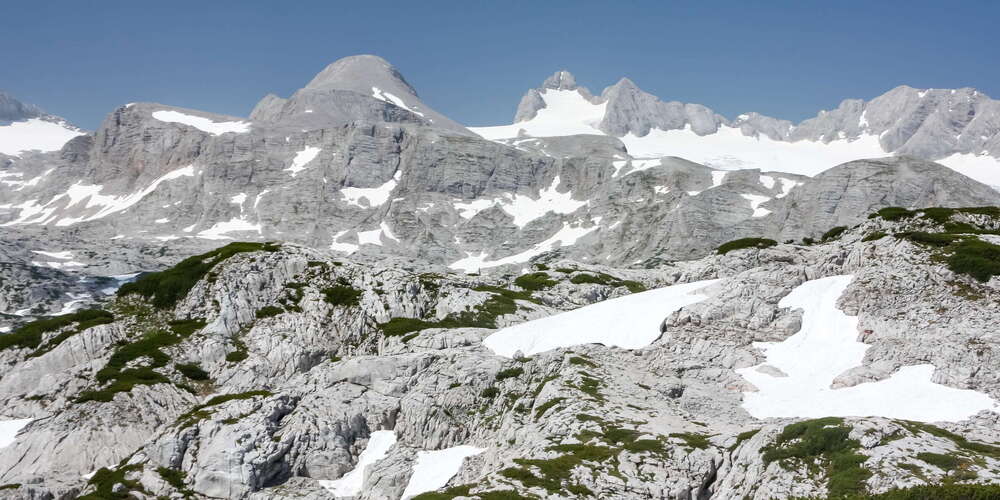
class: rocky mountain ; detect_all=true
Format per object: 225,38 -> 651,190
473,72 -> 1000,187
1,207 -> 1000,499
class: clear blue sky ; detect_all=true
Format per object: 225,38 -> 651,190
4,0 -> 998,130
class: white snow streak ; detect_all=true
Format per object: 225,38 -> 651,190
740,194 -> 772,217
471,89 -> 605,139
372,87 -> 424,116
151,110 -> 250,135
738,275 -> 998,421
484,279 -> 719,357
449,222 -> 598,272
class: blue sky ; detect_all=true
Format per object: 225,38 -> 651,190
4,1 -> 999,130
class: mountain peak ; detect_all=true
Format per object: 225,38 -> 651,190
541,70 -> 579,91
0,90 -> 45,122
303,54 -> 418,97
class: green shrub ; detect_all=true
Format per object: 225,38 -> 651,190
495,367 -> 524,381
568,356 -> 597,368
870,206 -> 916,221
480,387 -> 499,398
78,464 -> 143,499
2,309 -> 114,354
514,272 -> 557,291
915,452 -> 960,470
822,226 -> 848,241
380,294 -> 519,336
669,432 -> 710,449
762,417 -> 870,498
947,238 -> 1000,282
897,231 -> 960,247
156,466 -> 188,490
845,483 -> 1000,500
717,238 -> 777,255
570,273 -> 614,285
321,285 -> 362,306
175,362 -> 210,381
118,242 -> 280,309
167,318 -> 206,336
534,397 -> 565,419
254,306 -> 284,319
862,231 -> 887,242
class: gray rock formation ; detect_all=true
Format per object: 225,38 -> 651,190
1,207 -> 999,498
0,91 -> 44,123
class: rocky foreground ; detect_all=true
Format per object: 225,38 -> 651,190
1,207 -> 1000,499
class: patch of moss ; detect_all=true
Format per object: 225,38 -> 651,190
156,466 -> 194,495
915,452 -> 962,470
898,420 -> 1000,458
716,238 -> 777,255
568,356 -> 597,368
0,484 -> 21,491
118,242 -> 280,309
731,428 -> 761,450
167,318 -> 206,336
480,387 -> 499,399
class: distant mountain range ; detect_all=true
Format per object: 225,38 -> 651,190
0,55 -> 998,282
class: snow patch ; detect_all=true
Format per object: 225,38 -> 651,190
341,171 -> 400,208
318,430 -> 396,496
484,279 -> 719,357
740,194 -> 772,217
0,418 -> 33,449
196,218 -> 262,240
400,445 -> 486,499
285,146 -> 321,176
738,275 -> 998,421
151,110 -> 250,135
471,89 -> 606,139
0,118 -> 84,156
32,250 -> 73,260
330,230 -> 360,254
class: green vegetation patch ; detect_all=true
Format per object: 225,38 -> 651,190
762,417 -> 871,498
514,272 -> 557,291
495,367 -> 524,381
175,362 -> 210,381
569,273 -> 646,293
380,292 -> 519,337
534,397 -> 565,420
899,420 -> 1000,458
322,283 -> 362,306
862,231 -> 888,242
822,226 -> 848,241
871,206 -> 1000,224
717,238 -> 777,255
669,432 -> 710,450
254,305 -> 284,319
176,390 -> 272,428
1,309 -> 114,355
895,232 -> 1000,283
75,318 -> 204,403
78,464 -> 145,499
118,242 -> 280,309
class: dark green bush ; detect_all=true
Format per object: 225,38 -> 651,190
862,231 -> 887,242
822,226 -> 848,241
175,362 -> 210,381
167,318 -> 206,336
897,231 -> 960,247
514,272 -> 557,291
762,417 -> 870,498
495,367 -> 524,381
947,238 -> 1000,282
321,285 -> 362,306
840,483 -> 1000,500
870,206 -> 916,221
480,387 -> 499,398
717,238 -> 777,255
254,306 -> 284,319
380,294 -> 518,336
2,309 -> 114,353
570,273 -> 614,285
118,242 -> 280,309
